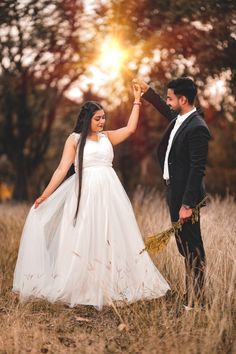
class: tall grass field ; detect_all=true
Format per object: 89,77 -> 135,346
0,191 -> 235,353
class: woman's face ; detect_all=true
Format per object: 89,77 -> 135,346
90,109 -> 106,133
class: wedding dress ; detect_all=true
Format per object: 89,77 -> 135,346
13,132 -> 170,309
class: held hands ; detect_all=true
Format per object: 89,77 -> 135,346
179,206 -> 193,224
132,78 -> 149,94
133,83 -> 142,101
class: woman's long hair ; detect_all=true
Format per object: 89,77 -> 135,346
73,101 -> 103,225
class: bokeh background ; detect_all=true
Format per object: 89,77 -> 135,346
0,0 -> 235,202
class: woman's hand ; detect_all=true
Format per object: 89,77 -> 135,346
34,195 -> 47,209
133,83 -> 142,101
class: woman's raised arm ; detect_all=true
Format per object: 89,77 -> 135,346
105,84 -> 142,146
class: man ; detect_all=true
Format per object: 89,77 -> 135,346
134,77 -> 211,309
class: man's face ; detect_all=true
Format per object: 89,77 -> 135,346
166,89 -> 181,113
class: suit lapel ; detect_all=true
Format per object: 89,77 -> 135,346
171,111 -> 197,148
157,119 -> 176,169
162,118 -> 176,141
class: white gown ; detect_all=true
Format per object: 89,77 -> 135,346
13,132 -> 170,310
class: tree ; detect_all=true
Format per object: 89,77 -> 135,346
107,0 -> 236,119
100,0 -> 236,194
0,0 -> 103,199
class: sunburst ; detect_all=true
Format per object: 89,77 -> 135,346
96,37 -> 128,78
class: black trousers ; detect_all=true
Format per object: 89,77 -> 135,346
166,185 -> 206,303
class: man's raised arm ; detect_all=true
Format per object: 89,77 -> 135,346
133,79 -> 176,122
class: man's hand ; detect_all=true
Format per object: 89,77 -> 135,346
132,78 -> 150,93
179,205 -> 193,224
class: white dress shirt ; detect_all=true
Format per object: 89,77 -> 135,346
163,107 -> 196,180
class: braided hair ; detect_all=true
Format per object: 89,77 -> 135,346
73,101 -> 103,224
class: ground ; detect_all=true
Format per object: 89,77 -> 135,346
0,192 -> 235,353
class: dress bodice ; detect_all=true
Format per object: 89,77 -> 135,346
72,132 -> 114,171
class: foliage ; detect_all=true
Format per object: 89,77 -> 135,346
0,0 -> 235,200
0,0 -> 101,199
107,0 -> 236,118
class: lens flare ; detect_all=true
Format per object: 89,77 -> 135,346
66,37 -> 130,102
96,38 -> 128,78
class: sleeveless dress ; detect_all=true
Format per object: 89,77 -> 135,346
13,132 -> 170,309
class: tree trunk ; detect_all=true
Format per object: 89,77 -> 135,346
13,160 -> 29,201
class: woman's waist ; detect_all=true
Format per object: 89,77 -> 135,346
74,162 -> 113,170
83,162 -> 113,169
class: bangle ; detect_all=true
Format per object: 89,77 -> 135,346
133,101 -> 141,106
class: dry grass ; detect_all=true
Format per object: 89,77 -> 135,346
0,192 -> 235,353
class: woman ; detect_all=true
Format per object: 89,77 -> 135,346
13,84 -> 170,310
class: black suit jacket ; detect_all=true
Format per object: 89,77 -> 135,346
143,87 -> 211,219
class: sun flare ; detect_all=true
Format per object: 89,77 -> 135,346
96,38 -> 128,78
66,37 -> 129,103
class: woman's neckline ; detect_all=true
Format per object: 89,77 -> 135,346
87,138 -> 99,142
87,132 -> 104,142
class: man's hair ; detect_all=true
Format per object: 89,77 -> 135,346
167,77 -> 197,104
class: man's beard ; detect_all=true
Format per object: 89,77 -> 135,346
169,105 -> 181,114
174,105 -> 181,114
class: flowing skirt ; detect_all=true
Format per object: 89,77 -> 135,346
13,166 -> 170,309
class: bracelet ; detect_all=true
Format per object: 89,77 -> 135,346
133,101 -> 141,106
